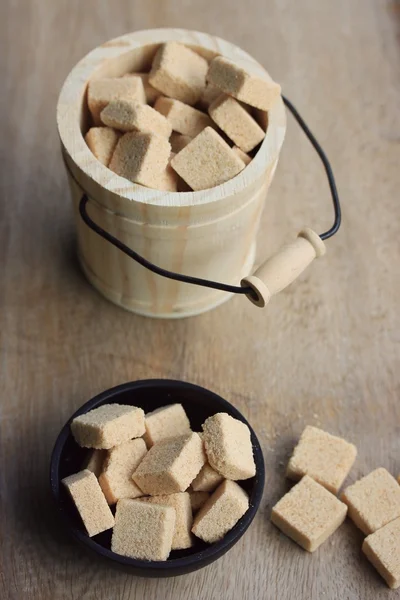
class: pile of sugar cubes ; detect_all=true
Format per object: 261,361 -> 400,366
271,426 -> 400,589
85,41 -> 281,192
62,403 -> 256,561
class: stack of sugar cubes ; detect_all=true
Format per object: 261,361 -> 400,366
85,41 -> 281,192
62,403 -> 256,561
271,426 -> 400,590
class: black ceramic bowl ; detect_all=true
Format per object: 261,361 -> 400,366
50,379 -> 265,577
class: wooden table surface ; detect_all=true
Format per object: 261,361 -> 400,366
1,1 -> 399,598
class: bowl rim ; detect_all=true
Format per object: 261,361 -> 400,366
50,379 -> 265,572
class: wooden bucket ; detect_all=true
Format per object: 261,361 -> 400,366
57,29 -> 286,318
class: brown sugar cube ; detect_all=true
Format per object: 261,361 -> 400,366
232,146 -> 252,166
170,132 -> 192,154
154,164 -> 178,192
154,97 -> 213,138
88,77 -> 146,125
271,475 -> 348,552
170,127 -> 245,191
149,42 -> 208,105
100,99 -> 172,138
151,153 -> 179,192
341,468 -> 400,534
191,463 -> 224,492
62,469 -> 115,537
123,73 -> 161,104
82,449 -> 106,478
139,492 -> 193,549
85,127 -> 120,166
111,499 -> 175,561
202,412 -> 256,480
71,404 -> 145,449
143,403 -> 191,448
192,480 -> 249,543
207,55 -> 281,111
99,438 -> 147,504
197,82 -> 221,110
209,94 -> 265,153
132,432 -> 206,495
286,426 -> 357,494
190,491 -> 210,513
109,132 -> 171,189
362,517 -> 400,589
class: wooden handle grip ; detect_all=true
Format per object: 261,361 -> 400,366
241,228 -> 326,307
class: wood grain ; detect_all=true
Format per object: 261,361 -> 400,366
1,0 -> 399,598
242,228 -> 326,307
58,29 -> 285,317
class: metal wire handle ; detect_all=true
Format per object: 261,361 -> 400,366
79,95 -> 341,296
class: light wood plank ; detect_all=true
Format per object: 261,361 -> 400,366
1,0 -> 399,598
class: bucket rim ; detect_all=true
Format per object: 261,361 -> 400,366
57,28 -> 286,208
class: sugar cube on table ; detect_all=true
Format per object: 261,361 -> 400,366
101,99 -> 172,137
202,412 -> 255,480
109,131 -> 171,189
209,94 -> 265,153
190,491 -> 210,513
62,469 -> 115,537
362,516 -> 400,589
88,77 -> 146,125
111,499 -> 176,561
191,480 -> 249,543
286,425 -> 357,494
191,463 -> 224,492
207,55 -> 281,111
85,127 -> 120,166
123,72 -> 161,104
143,403 -> 191,448
98,438 -> 147,504
154,96 -> 213,138
341,468 -> 400,534
139,492 -> 193,549
271,475 -> 348,552
71,404 -> 145,449
170,127 -> 245,191
149,41 -> 208,106
132,432 -> 205,495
